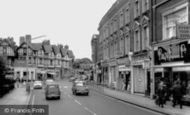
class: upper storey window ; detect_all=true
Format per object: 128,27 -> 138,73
162,3 -> 188,40
134,0 -> 140,18
142,0 -> 149,13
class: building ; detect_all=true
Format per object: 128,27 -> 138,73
152,0 -> 190,99
97,0 -> 152,95
91,34 -> 99,63
0,37 -> 16,77
91,34 -> 99,82
14,35 -> 75,81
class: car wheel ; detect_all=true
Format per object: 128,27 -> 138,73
46,97 -> 49,100
57,96 -> 60,100
86,92 -> 89,96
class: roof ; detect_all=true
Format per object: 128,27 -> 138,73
0,38 -> 17,51
43,45 -> 52,53
60,47 -> 67,57
67,50 -> 74,59
52,45 -> 60,55
31,43 -> 42,51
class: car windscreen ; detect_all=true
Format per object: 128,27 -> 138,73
47,85 -> 59,91
76,82 -> 84,86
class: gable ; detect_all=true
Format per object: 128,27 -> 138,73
141,16 -> 149,27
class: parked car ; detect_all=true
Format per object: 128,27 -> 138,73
72,81 -> 89,96
69,77 -> 77,82
44,79 -> 54,86
33,81 -> 43,89
45,83 -> 61,100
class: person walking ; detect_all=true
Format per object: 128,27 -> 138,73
157,80 -> 166,108
172,81 -> 183,109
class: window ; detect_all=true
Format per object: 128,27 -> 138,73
0,47 -> 3,54
125,35 -> 130,55
50,60 -> 53,66
142,0 -> 149,12
113,19 -> 118,32
134,30 -> 140,52
162,5 -> 188,40
119,11 -> 124,28
142,26 -> 149,50
134,0 -> 140,18
125,4 -> 130,24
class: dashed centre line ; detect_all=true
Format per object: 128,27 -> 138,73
84,107 -> 97,115
74,100 -> 82,105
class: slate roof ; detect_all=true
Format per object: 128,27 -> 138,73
31,43 -> 42,51
43,45 -> 52,53
67,50 -> 74,59
60,47 -> 67,57
52,45 -> 60,55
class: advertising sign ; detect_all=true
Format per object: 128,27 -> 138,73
176,24 -> 190,39
154,41 -> 190,65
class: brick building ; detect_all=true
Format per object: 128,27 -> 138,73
97,0 -> 152,95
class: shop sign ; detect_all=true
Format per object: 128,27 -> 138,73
118,65 -> 130,71
154,41 -> 190,65
143,61 -> 150,69
176,24 -> 190,39
132,60 -> 144,66
117,58 -> 130,65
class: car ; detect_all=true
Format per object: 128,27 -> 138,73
45,83 -> 61,100
72,81 -> 89,96
44,79 -> 54,86
69,77 -> 77,82
33,81 -> 43,89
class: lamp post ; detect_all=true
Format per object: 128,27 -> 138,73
26,35 -> 46,93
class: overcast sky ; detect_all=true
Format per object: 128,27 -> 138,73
0,0 -> 116,59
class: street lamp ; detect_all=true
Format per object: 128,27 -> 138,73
26,35 -> 46,93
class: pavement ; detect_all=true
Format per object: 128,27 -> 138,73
0,83 -> 32,105
89,83 -> 190,115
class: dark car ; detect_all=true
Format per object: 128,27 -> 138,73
45,83 -> 61,100
72,81 -> 89,96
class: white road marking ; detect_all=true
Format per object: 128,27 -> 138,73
63,86 -> 68,88
31,95 -> 35,105
84,107 -> 96,115
74,100 -> 82,105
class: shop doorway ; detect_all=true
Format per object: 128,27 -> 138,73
146,70 -> 151,96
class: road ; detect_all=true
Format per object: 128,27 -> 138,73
29,80 -> 164,115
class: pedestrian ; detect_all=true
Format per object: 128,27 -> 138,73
172,81 -> 183,109
157,80 -> 166,108
122,77 -> 126,91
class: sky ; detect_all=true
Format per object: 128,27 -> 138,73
0,0 -> 116,59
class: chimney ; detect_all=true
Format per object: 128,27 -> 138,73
25,34 -> 31,44
19,36 -> 25,45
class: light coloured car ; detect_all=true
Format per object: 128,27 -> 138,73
33,81 -> 43,89
72,81 -> 89,96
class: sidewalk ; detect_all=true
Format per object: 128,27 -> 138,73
89,83 -> 190,115
0,84 -> 31,105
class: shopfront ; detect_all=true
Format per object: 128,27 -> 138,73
154,40 -> 190,101
132,53 -> 151,95
117,58 -> 131,92
108,59 -> 117,89
102,60 -> 109,86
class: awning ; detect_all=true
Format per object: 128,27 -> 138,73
37,70 -> 46,74
47,72 -> 56,75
